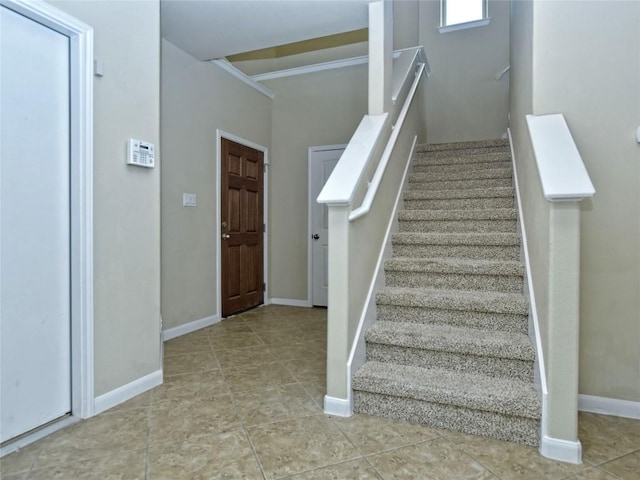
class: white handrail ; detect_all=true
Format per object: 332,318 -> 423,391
496,65 -> 510,81
526,114 -> 595,201
349,62 -> 426,221
318,47 -> 427,208
316,114 -> 388,206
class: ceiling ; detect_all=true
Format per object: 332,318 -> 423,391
160,0 -> 373,61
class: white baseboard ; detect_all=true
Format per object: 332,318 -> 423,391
323,395 -> 352,417
94,369 -> 163,415
162,314 -> 219,341
540,436 -> 582,464
270,298 -> 311,308
579,394 -> 640,419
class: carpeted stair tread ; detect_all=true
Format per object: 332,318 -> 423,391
414,161 -> 511,175
417,139 -> 509,153
414,151 -> 511,166
353,361 -> 541,419
365,321 -> 535,361
355,138 -> 539,446
405,177 -> 513,191
376,286 -> 528,315
405,186 -> 514,200
408,168 -> 513,183
385,257 -> 524,276
392,232 -> 520,246
397,208 -> 518,234
398,208 -> 517,221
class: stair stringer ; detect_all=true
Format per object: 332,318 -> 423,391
508,128 -> 582,463
337,135 -> 418,416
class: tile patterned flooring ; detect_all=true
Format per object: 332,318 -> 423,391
1,305 -> 639,479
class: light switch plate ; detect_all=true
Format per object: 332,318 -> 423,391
182,193 -> 196,207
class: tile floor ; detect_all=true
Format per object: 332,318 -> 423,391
1,305 -> 639,479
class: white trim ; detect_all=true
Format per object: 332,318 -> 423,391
94,370 -> 162,415
438,18 -> 491,34
162,315 -> 220,341
1,0 -> 94,426
0,416 -> 80,457
251,51 -> 403,83
307,144 -> 348,308
540,435 -> 582,465
270,298 -> 311,308
211,59 -> 275,99
508,128 -> 549,449
324,395 -> 352,417
216,130 -> 269,319
579,394 -> 640,419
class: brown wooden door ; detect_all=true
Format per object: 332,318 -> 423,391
221,138 -> 264,317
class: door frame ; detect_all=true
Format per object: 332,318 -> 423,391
216,130 -> 269,318
0,0 -> 94,453
307,144 -> 347,307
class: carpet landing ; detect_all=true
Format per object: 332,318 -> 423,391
352,138 -> 541,446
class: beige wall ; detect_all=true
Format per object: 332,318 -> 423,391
419,0 -> 510,143
262,66 -> 368,301
394,0 -> 420,49
48,1 -> 162,396
511,0 -> 640,402
161,40 -> 272,330
533,0 -> 640,402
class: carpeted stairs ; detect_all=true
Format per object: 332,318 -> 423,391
352,139 -> 541,446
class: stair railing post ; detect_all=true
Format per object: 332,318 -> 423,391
324,205 -> 352,415
368,0 -> 393,116
542,200 -> 582,461
526,113 -> 595,463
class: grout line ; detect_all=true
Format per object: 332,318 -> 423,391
362,455 -> 386,479
143,398 -> 152,480
429,435 -> 505,480
205,340 -> 267,479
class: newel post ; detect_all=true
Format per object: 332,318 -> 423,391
323,205 -> 352,416
543,200 -> 582,461
526,113 -> 595,463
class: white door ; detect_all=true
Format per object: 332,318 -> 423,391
309,147 -> 345,307
1,5 -> 72,443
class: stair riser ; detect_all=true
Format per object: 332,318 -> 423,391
384,270 -> 524,293
404,198 -> 515,210
375,305 -> 528,334
353,392 -> 539,446
399,219 -> 517,234
392,244 -> 520,261
366,343 -> 534,382
415,152 -> 511,166
407,177 -> 513,191
414,161 -> 511,175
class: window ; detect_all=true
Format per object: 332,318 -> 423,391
440,0 -> 490,33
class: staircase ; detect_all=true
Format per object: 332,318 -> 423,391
352,139 -> 541,446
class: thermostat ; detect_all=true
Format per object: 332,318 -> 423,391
127,139 -> 155,168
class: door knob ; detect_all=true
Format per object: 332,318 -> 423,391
222,233 -> 230,240
312,234 -> 320,240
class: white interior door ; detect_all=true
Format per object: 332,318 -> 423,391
1,5 -> 72,443
309,147 -> 344,307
